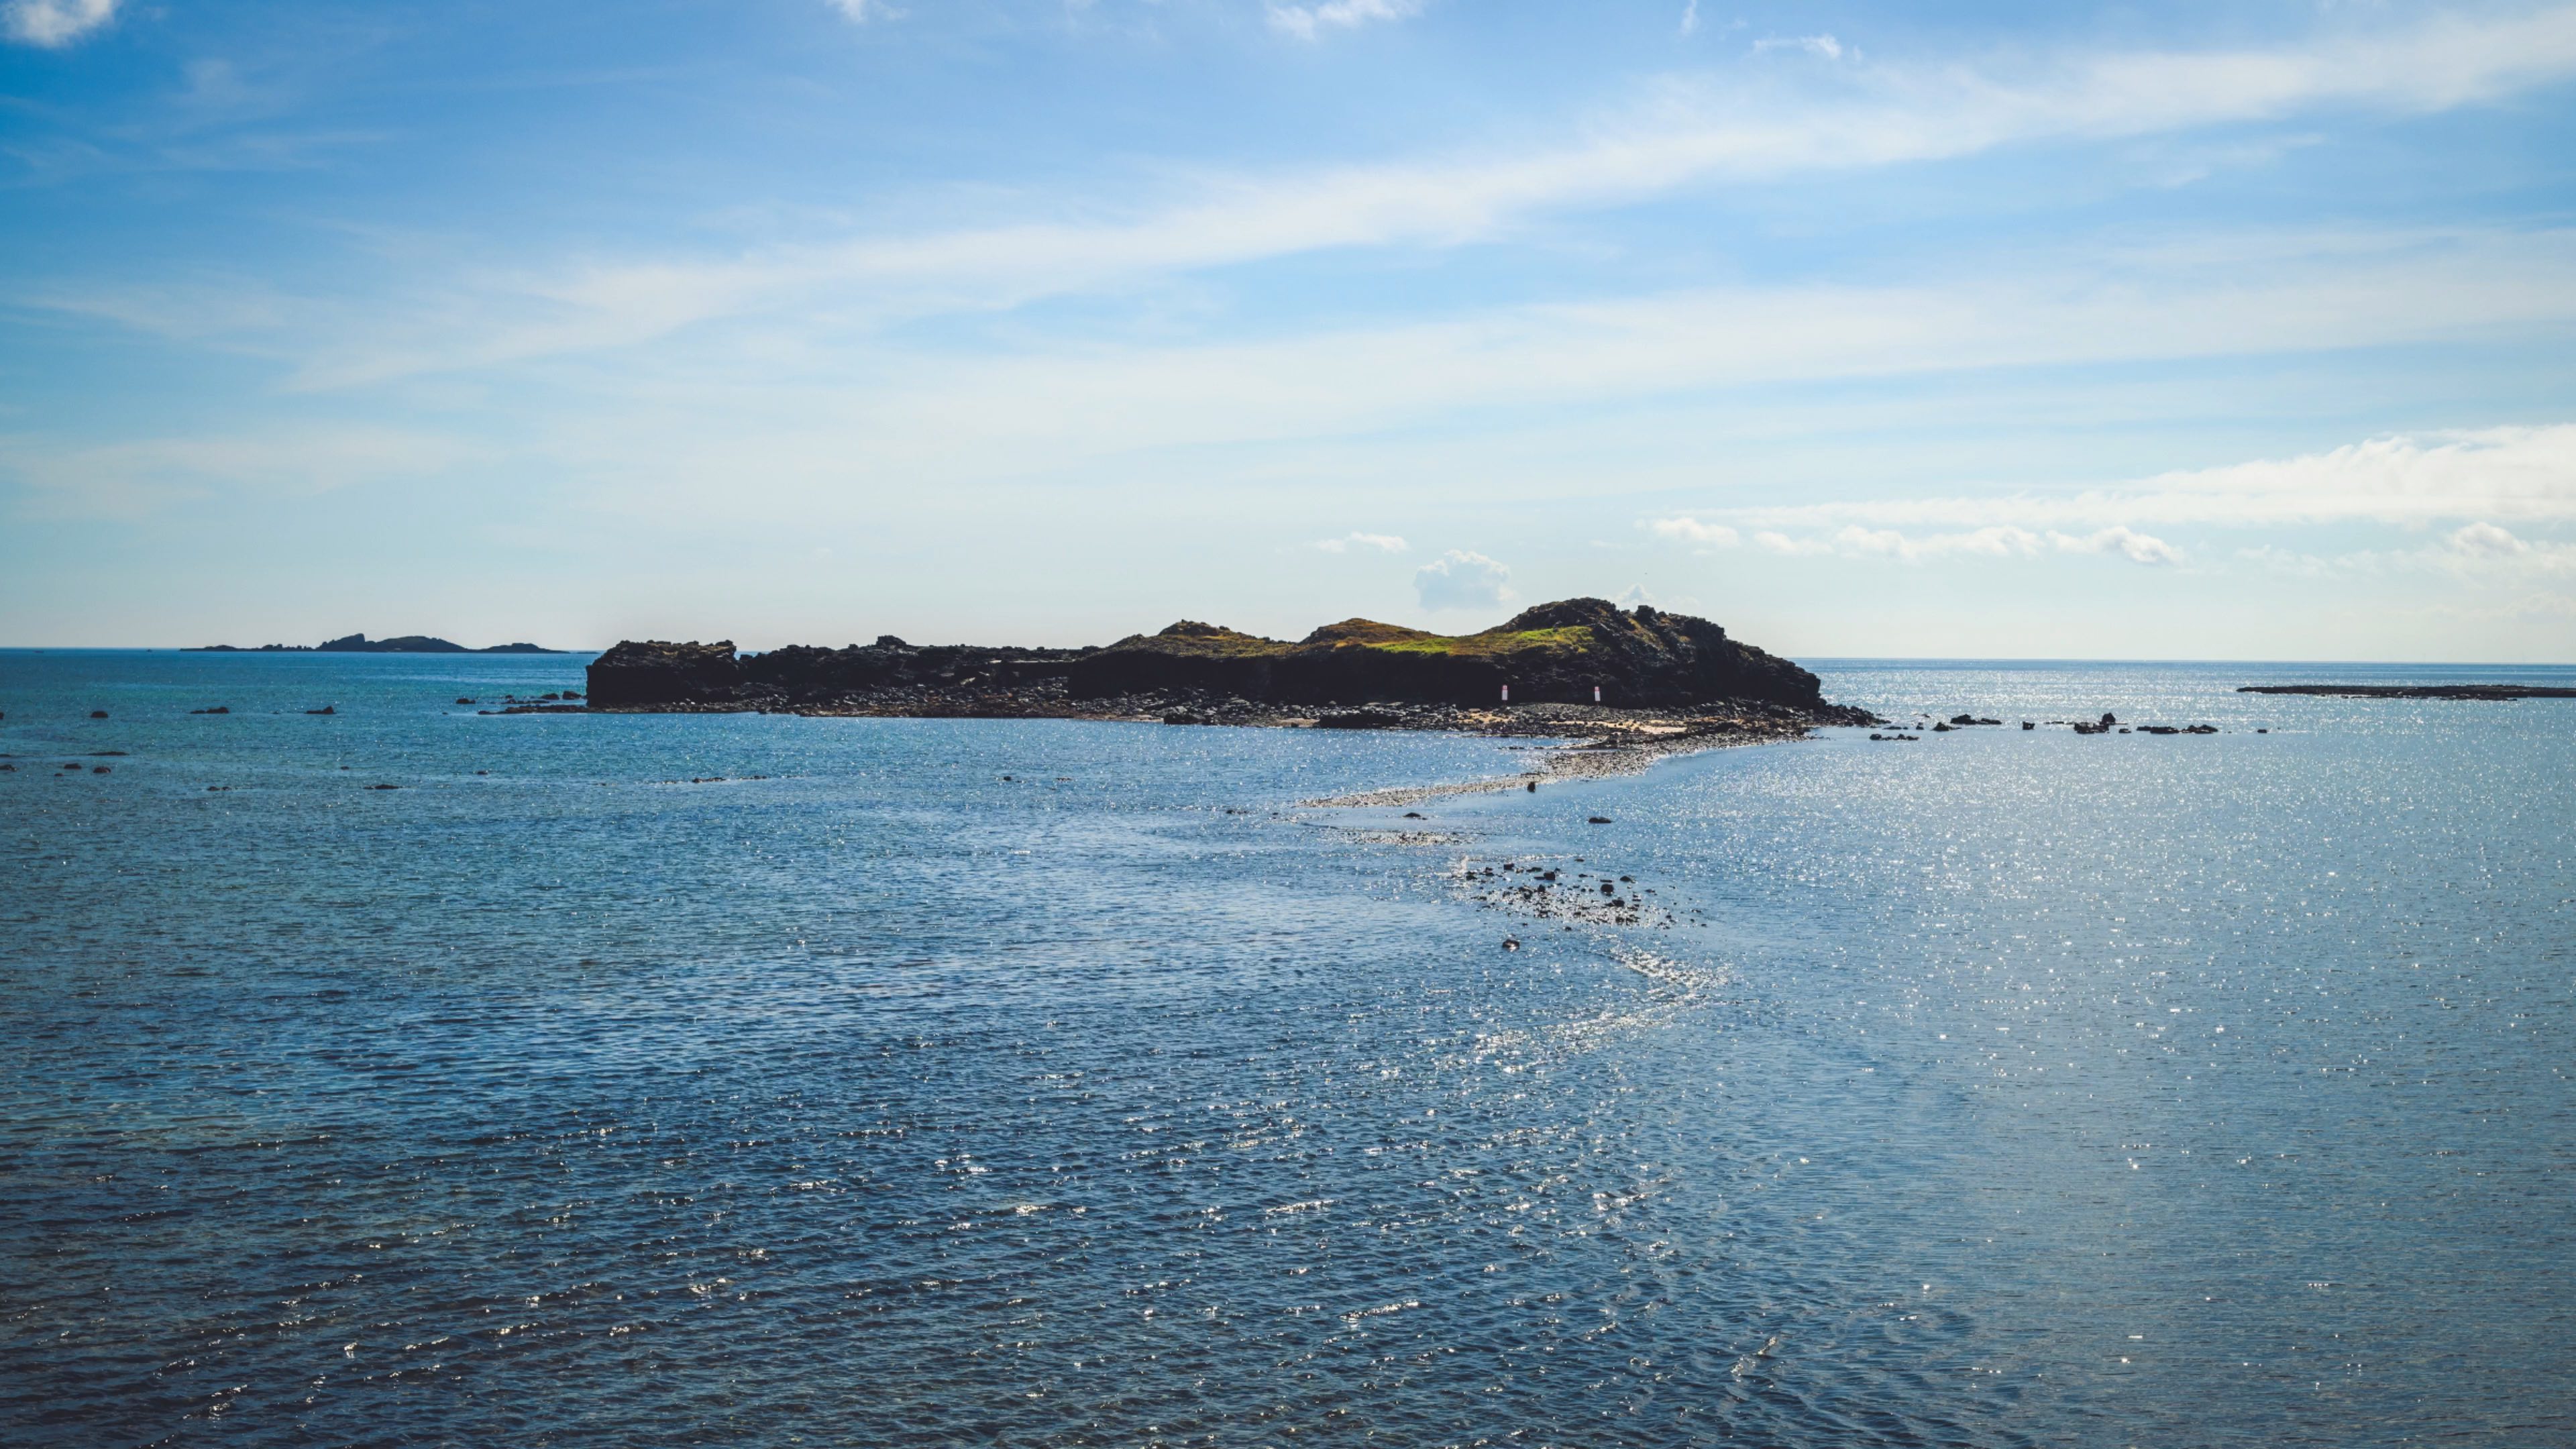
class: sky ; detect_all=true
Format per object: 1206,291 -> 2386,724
3,0 -> 2575,658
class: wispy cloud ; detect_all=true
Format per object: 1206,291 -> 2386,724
1,426 -> 480,519
58,5 -> 2576,386
1267,0 -> 1425,42
1725,523 -> 2180,565
1315,531 -> 1410,553
4,0 -> 117,48
1752,34 -> 1843,60
826,0 -> 901,23
1649,517 -> 1738,547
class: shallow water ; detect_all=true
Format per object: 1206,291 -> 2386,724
3,651 -> 2570,1446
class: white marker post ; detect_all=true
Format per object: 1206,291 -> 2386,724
1501,684 -> 1510,703
1593,685 -> 1601,704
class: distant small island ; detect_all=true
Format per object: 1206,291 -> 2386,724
188,633 -> 568,654
2238,684 -> 2576,700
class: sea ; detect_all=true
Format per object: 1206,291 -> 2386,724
3,649 -> 2570,1448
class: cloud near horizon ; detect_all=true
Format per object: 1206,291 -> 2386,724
1413,550 -> 1513,611
1650,426 -> 2576,557
1314,531 -> 1410,553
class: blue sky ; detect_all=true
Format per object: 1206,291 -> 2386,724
4,0 -> 2575,657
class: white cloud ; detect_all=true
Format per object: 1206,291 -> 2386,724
2051,525 -> 2181,566
826,0 -> 901,22
2450,521 -> 2529,557
1753,34 -> 1843,60
1267,0 -> 1424,42
1677,1 -> 1698,39
1648,517 -> 1739,547
1315,531 -> 1410,553
1414,549 -> 1512,611
4,0 -> 117,47
1753,531 -> 1825,556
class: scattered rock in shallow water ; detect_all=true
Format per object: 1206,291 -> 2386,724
62,762 -> 81,770
367,784 -> 398,790
89,710 -> 107,719
91,765 -> 110,773
1502,938 -> 1520,951
456,697 -> 476,705
307,706 -> 335,715
2021,720 -> 2035,729
1933,722 -> 1954,732
1526,781 -> 1538,792
1402,811 -> 1425,819
191,706 -> 230,714
1588,816 -> 1612,824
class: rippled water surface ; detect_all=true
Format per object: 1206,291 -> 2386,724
3,651 -> 2571,1446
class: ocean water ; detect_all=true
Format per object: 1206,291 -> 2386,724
2,650 -> 2570,1447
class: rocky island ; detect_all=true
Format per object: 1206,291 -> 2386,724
189,633 -> 566,653
588,598 -> 1876,751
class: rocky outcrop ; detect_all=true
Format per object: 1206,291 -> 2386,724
586,636 -> 1091,710
588,600 -> 1870,725
1067,599 -> 1844,712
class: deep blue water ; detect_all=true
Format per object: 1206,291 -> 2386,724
3,650 -> 2571,1447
